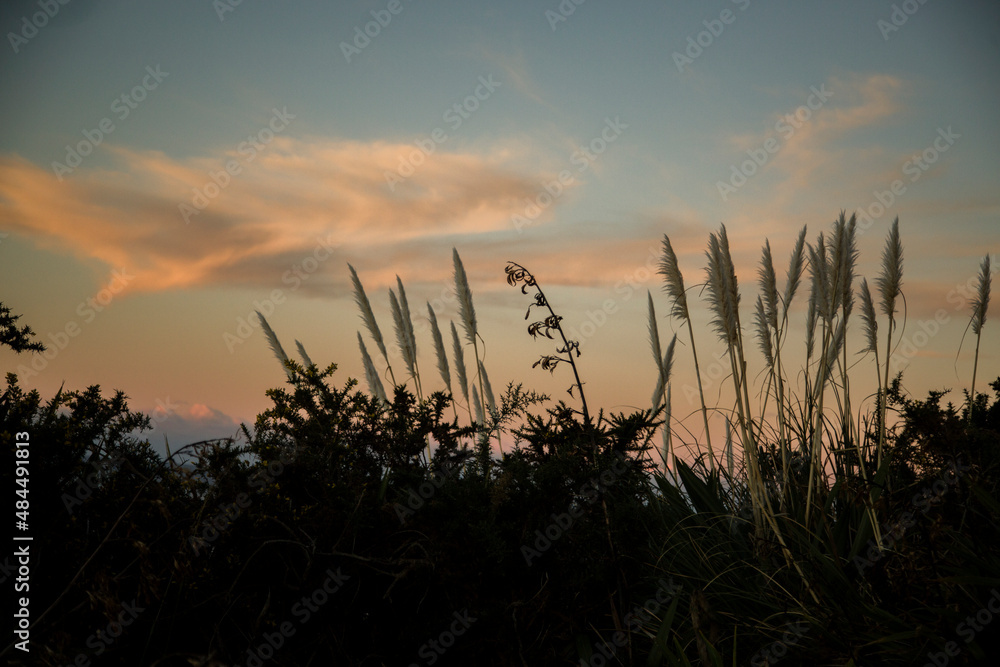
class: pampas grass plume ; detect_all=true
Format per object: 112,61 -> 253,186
358,332 -> 387,404
427,303 -> 452,393
453,248 -> 478,344
256,311 -> 292,380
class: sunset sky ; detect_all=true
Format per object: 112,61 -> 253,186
1,0 -> 998,455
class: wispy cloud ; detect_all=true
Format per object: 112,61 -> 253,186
0,139 -> 543,294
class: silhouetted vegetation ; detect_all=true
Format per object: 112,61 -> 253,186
3,219 -> 999,666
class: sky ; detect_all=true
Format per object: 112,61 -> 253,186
1,0 -> 998,458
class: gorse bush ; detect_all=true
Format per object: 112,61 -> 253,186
2,212 -> 998,666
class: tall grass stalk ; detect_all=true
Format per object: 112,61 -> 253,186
358,332 -> 388,405
389,288 -> 422,400
295,340 -> 314,369
427,303 -> 456,420
348,264 -> 396,387
774,227 -> 807,493
450,321 -> 473,425
256,311 -> 293,381
659,234 -> 714,470
875,218 -> 903,467
703,226 -> 817,602
968,254 -> 992,423
453,248 -> 487,427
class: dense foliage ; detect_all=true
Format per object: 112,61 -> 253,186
2,363 -> 999,666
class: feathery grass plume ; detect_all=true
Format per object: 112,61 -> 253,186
450,321 -> 469,404
661,233 -> 713,465
824,316 -> 846,375
754,295 -> 774,368
647,292 -> 665,386
471,385 -> 484,425
836,213 -> 858,319
875,217 -> 902,465
453,248 -> 478,344
388,289 -> 421,397
805,284 -> 818,360
454,247 -> 489,439
718,224 -> 743,330
968,254 -> 992,421
396,276 -> 418,362
782,225 -> 808,319
831,213 -> 858,449
859,278 -> 878,354
652,334 -> 677,408
704,232 -> 738,345
256,311 -> 293,381
358,332 -> 387,404
876,217 -> 903,320
295,340 -> 314,368
827,214 -> 846,315
348,264 -> 394,383
808,234 -> 831,320
971,254 -> 991,336
478,360 -> 496,413
427,303 -> 452,394
758,240 -> 779,330
658,235 -> 689,320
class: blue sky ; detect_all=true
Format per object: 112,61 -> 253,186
1,0 -> 998,452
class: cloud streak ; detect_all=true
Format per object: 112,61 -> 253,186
0,139 -> 544,295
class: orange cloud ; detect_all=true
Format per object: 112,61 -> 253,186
0,138 -> 552,295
